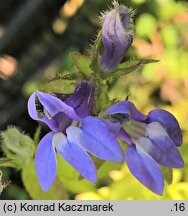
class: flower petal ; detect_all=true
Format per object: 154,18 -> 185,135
28,92 -> 40,120
36,91 -> 80,121
144,122 -> 184,168
120,6 -> 131,27
118,128 -> 132,145
99,118 -> 121,136
64,80 -> 95,118
67,117 -> 124,162
99,118 -> 132,146
35,132 -> 56,191
105,101 -> 147,121
54,133 -> 96,183
148,109 -> 182,146
80,117 -> 124,161
100,7 -> 133,71
28,92 -> 72,132
125,145 -> 164,195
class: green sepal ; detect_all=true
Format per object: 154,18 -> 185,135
22,160 -> 68,200
160,166 -> 173,184
1,127 -> 35,169
71,52 -> 93,78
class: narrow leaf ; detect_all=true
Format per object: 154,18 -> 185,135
103,59 -> 159,80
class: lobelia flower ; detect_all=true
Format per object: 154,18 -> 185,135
28,80 -> 124,191
104,100 -> 184,195
100,1 -> 134,71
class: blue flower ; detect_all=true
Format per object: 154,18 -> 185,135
105,100 -> 184,195
28,80 -> 124,191
100,2 -> 134,71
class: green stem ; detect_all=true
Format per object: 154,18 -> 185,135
90,30 -> 102,74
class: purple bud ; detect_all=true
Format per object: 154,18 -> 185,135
100,2 -> 134,71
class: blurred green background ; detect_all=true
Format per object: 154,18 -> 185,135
0,0 -> 188,200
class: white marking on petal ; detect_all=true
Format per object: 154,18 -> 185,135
135,137 -> 154,155
146,122 -> 168,139
52,132 -> 67,150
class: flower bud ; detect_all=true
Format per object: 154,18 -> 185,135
100,2 -> 134,71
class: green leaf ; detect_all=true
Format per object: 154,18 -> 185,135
102,59 -> 159,80
71,52 -> 93,77
118,59 -> 159,69
1,127 -> 35,169
22,160 -> 68,200
161,166 -> 173,184
57,154 -> 95,194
